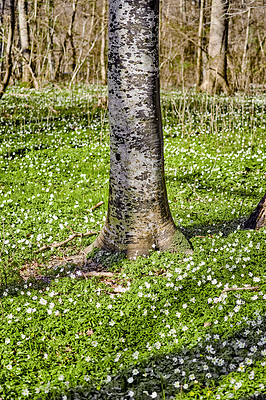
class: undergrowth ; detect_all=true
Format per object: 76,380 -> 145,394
0,85 -> 265,400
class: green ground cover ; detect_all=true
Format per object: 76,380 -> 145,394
0,85 -> 265,399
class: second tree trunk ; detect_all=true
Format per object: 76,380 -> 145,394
200,0 -> 230,95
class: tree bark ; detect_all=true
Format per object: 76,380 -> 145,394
0,0 -> 6,78
241,7 -> 251,91
88,0 -> 192,258
100,0 -> 107,85
179,0 -> 186,25
0,0 -> 15,99
196,0 -> 205,88
46,0 -> 55,80
200,0 -> 230,95
18,0 -> 31,83
69,0 -> 77,72
244,192 -> 266,230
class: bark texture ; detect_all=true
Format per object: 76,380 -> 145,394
18,0 -> 31,83
89,0 -> 191,258
200,0 -> 230,95
0,0 -> 15,99
244,192 -> 266,230
196,0 -> 205,88
100,0 -> 107,84
0,0 -> 6,76
241,7 -> 251,90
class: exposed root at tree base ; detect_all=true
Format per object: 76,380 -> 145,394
80,227 -> 193,260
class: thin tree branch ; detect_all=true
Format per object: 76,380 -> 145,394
34,230 -> 99,253
69,24 -> 107,87
82,271 -> 114,278
0,298 -> 3,322
89,201 -> 104,212
0,218 -> 5,259
212,285 -> 260,307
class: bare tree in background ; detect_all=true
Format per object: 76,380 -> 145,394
18,0 -> 31,84
100,0 -> 107,84
241,6 -> 251,90
196,0 -> 206,88
0,0 -> 6,77
200,0 -> 230,94
69,0 -> 78,72
54,0 -> 78,80
46,0 -> 55,80
0,0 -> 265,91
0,0 -> 15,99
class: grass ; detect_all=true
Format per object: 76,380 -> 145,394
0,84 -> 265,400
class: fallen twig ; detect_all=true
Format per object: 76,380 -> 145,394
34,230 -> 99,253
8,93 -> 30,97
0,218 -> 5,259
48,105 -> 59,114
82,271 -> 114,278
81,271 -> 88,280
0,298 -> 3,322
67,226 -> 75,234
212,285 -> 259,307
89,201 -> 104,212
113,285 -> 129,293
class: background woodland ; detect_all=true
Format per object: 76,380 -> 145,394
0,0 -> 265,93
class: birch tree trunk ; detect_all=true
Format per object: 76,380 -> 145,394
88,0 -> 192,258
200,0 -> 230,95
18,0 -> 31,83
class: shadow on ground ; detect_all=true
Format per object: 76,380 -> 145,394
0,213 -> 256,296
48,317 -> 266,400
182,216 -> 248,240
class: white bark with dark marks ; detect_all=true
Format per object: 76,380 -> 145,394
89,0 -> 192,258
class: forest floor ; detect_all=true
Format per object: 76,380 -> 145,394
0,85 -> 265,399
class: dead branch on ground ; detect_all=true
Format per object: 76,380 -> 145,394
82,271 -> 114,278
89,201 -> 104,212
211,285 -> 260,307
34,230 -> 99,253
